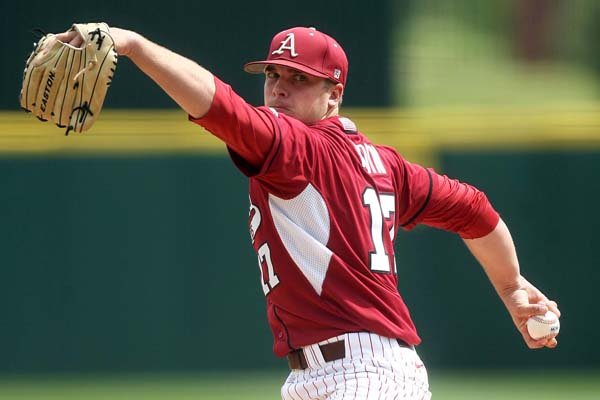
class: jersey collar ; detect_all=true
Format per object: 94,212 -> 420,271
315,116 -> 358,134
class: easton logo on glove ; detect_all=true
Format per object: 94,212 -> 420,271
20,22 -> 118,135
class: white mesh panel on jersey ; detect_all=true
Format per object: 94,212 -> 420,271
268,184 -> 332,295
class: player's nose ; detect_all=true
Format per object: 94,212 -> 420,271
271,78 -> 288,98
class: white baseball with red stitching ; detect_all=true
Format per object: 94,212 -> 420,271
527,311 -> 560,340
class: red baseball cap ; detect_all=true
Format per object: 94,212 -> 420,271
244,27 -> 348,85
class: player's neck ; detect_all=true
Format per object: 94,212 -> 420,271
322,105 -> 340,121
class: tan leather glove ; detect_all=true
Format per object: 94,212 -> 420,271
20,22 -> 118,134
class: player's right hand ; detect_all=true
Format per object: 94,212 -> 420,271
501,276 -> 560,350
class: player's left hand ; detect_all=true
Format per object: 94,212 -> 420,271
500,275 -> 560,349
56,26 -> 139,58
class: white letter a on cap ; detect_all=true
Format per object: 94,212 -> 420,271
272,33 -> 299,57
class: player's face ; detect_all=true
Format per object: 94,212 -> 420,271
263,65 -> 342,124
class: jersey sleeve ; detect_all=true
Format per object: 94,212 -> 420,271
189,76 -> 321,196
188,76 -> 275,172
394,155 -> 500,239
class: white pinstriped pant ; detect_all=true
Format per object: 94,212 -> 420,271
281,332 -> 431,400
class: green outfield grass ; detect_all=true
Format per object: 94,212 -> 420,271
0,370 -> 598,400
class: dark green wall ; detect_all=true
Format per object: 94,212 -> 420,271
0,151 -> 597,373
0,155 -> 283,373
399,151 -> 599,369
3,0 -> 400,110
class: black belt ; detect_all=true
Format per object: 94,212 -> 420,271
287,338 -> 410,370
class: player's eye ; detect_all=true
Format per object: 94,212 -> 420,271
266,71 -> 279,79
293,74 -> 307,82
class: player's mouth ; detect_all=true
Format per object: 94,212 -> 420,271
270,103 -> 292,113
273,106 -> 291,113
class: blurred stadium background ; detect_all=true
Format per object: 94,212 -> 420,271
1,0 -> 599,398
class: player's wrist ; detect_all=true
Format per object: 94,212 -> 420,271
494,276 -> 523,299
110,27 -> 139,58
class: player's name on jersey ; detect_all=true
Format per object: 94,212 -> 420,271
354,143 -> 387,175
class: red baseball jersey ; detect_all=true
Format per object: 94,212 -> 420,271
191,77 -> 499,357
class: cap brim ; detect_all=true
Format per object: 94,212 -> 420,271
243,59 -> 331,80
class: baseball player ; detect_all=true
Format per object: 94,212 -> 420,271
54,25 -> 560,399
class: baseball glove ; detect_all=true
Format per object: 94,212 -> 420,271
20,22 -> 118,135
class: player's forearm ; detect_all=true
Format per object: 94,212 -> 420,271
462,218 -> 523,297
116,28 -> 215,118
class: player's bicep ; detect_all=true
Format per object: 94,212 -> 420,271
395,160 -> 434,230
411,170 -> 499,238
221,107 -> 278,169
190,77 -> 276,169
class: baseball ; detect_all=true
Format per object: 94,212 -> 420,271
526,311 -> 560,340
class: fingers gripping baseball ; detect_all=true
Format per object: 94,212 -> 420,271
520,276 -> 561,317
20,22 -> 118,134
502,279 -> 560,350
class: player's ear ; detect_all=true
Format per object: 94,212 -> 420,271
328,83 -> 344,107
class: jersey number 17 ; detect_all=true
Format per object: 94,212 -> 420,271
363,187 -> 397,273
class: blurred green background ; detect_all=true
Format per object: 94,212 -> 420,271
2,0 -> 600,398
